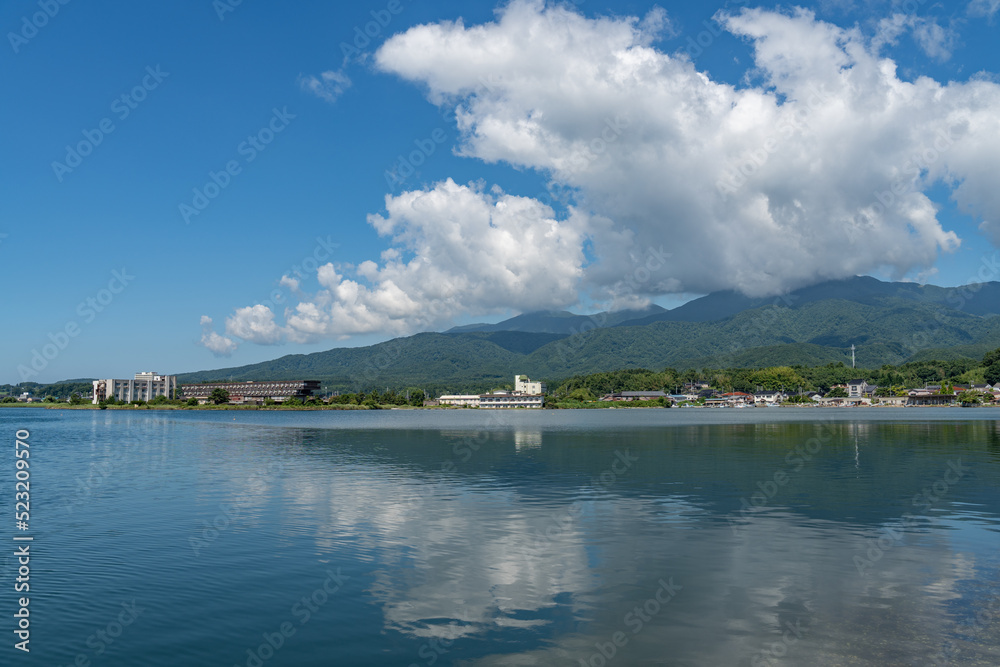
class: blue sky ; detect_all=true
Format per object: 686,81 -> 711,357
2,0 -> 999,384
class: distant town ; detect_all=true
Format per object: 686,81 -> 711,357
2,370 -> 998,409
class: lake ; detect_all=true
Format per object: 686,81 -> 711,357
2,407 -> 999,666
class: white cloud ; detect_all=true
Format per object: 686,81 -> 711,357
281,179 -> 588,340
279,275 -> 301,292
208,1 -> 1000,345
225,305 -> 284,344
374,1 -> 1000,299
968,0 -> 1000,20
199,316 -> 238,357
299,69 -> 352,104
875,13 -> 958,62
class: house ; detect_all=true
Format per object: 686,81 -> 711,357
704,392 -> 753,407
753,390 -> 787,405
877,395 -> 907,406
847,379 -> 876,398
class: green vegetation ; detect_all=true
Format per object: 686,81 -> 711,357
172,284 -> 1000,395
984,348 -> 1000,385
209,388 -> 230,405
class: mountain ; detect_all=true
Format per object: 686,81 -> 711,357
616,276 -> 1000,326
447,305 -> 666,334
176,277 -> 1000,392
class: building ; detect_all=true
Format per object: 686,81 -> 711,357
753,390 -> 787,405
847,380 -> 876,398
93,372 -> 177,404
437,374 -> 545,408
705,392 -> 753,407
438,394 -> 481,407
180,380 -> 320,405
600,391 -> 668,402
515,375 -> 546,395
907,393 -> 956,406
479,392 -> 544,409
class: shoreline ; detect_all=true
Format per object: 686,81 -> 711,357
0,403 -> 994,412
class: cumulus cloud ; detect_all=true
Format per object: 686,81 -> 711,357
199,316 -> 238,357
207,1 -> 1000,346
225,305 -> 285,344
375,0 -> 1000,298
281,179 -> 588,339
299,69 -> 352,103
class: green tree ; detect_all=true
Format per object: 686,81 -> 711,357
186,398 -> 199,406
826,387 -> 848,398
408,389 -> 425,407
984,348 -> 1000,385
69,393 -> 84,405
209,388 -> 230,405
958,390 -> 983,405
749,366 -> 805,391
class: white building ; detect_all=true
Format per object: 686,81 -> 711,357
93,372 -> 176,404
479,392 -> 544,409
438,394 -> 481,407
753,390 -> 787,405
515,375 -> 546,395
847,379 -> 875,398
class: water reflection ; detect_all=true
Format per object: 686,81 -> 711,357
8,410 -> 999,666
514,430 -> 542,451
279,421 -> 1000,665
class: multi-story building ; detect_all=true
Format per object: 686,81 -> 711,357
515,375 -> 546,395
93,372 -> 177,404
847,379 -> 876,398
437,374 -> 546,409
180,380 -> 321,404
479,392 -> 544,409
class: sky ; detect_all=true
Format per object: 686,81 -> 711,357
2,0 -> 999,384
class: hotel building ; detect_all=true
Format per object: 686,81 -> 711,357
92,372 -> 177,404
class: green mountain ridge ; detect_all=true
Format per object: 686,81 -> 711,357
176,277 -> 1000,393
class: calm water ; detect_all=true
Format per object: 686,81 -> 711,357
2,407 -> 999,666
